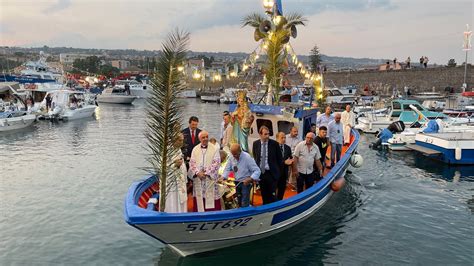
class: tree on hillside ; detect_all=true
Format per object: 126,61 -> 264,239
193,55 -> 214,68
98,64 -> 120,77
73,56 -> 101,73
309,45 -> 322,72
447,59 -> 457,67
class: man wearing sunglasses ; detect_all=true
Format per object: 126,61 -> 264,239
222,143 -> 261,207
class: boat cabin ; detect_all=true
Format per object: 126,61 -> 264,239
0,82 -> 25,112
388,99 -> 447,122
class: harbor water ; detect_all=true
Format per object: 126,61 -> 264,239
1,99 -> 473,265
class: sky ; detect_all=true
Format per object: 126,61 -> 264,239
0,0 -> 473,64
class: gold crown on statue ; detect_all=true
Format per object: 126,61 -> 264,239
236,90 -> 247,100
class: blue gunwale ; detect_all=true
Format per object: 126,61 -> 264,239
124,129 -> 360,225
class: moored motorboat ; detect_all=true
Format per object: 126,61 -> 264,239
38,90 -> 97,120
177,89 -> 197,98
408,131 -> 474,164
0,111 -> 36,132
200,93 -> 220,103
97,87 -> 137,104
356,99 -> 447,134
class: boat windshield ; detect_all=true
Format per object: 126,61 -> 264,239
330,90 -> 343,96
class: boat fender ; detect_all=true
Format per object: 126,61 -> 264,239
455,147 -> 462,160
350,154 -> 364,168
331,177 -> 345,192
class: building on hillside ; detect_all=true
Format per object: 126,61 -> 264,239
111,60 -> 131,70
60,53 -> 92,65
187,59 -> 205,69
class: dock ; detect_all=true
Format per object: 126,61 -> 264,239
405,144 -> 441,155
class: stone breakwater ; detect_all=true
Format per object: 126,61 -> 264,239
187,65 -> 473,94
323,65 -> 473,94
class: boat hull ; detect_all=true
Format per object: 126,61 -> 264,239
356,117 -> 391,134
0,114 -> 36,132
200,96 -> 220,103
97,95 -> 137,104
415,132 -> 474,164
130,89 -> 150,99
125,130 -> 360,256
62,106 -> 97,120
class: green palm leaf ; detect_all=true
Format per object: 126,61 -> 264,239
145,29 -> 189,212
285,13 -> 307,28
241,13 -> 267,28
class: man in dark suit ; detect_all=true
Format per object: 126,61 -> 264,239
276,132 -> 294,200
252,126 -> 283,204
181,116 -> 201,163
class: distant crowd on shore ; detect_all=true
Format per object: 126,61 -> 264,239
384,56 -> 429,71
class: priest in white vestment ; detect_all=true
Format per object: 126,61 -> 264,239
164,133 -> 188,213
341,104 -> 356,145
189,130 -> 222,212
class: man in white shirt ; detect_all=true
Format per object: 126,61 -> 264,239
219,111 -> 231,145
285,126 -> 299,152
292,132 -> 323,193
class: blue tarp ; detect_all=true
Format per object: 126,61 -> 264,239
423,120 -> 439,133
379,128 -> 393,143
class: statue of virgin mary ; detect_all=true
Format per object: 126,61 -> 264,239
230,91 -> 254,152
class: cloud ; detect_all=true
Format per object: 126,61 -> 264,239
43,0 -> 72,14
0,0 -> 472,64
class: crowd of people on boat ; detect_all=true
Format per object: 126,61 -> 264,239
163,103 -> 356,214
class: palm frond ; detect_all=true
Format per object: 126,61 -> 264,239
145,29 -> 189,212
285,13 -> 307,28
265,30 -> 288,104
241,13 -> 267,28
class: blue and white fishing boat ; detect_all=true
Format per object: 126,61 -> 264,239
124,104 -> 361,256
0,52 -> 63,84
409,131 -> 474,165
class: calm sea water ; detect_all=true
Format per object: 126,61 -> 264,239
1,99 -> 473,265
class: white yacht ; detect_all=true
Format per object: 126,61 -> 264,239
38,90 -> 97,120
97,87 -> 137,104
114,80 -> 151,98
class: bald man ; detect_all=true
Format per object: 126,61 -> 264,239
222,143 -> 261,207
189,130 -> 221,212
292,132 -> 323,193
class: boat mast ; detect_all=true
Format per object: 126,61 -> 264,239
462,24 -> 472,92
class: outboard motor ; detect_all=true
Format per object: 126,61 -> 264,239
370,121 -> 405,149
387,121 -> 405,133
